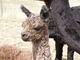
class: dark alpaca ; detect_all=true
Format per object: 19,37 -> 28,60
40,5 -> 74,60
40,1 -> 80,60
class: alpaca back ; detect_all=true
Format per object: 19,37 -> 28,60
0,45 -> 32,60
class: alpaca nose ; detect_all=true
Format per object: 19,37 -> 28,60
22,33 -> 26,37
21,33 -> 29,41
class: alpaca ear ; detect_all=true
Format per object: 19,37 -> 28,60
21,5 -> 32,17
40,5 -> 49,23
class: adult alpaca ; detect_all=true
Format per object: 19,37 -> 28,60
39,0 -> 80,60
21,5 -> 52,60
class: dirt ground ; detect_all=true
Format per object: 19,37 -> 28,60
0,20 -> 80,60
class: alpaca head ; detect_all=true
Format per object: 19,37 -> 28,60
21,5 -> 48,42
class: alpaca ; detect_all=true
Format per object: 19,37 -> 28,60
40,5 -> 80,60
35,0 -> 80,60
21,5 -> 52,60
0,45 -> 32,60
40,5 -> 74,60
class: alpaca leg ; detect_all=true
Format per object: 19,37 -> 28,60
67,46 -> 74,60
55,41 -> 64,60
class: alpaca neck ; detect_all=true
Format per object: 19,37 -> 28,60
32,36 -> 52,60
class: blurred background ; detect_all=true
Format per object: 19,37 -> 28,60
0,0 -> 80,60
0,0 -> 80,20
0,0 -> 44,20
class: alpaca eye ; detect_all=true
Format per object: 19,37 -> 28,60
34,26 -> 42,31
43,12 -> 49,19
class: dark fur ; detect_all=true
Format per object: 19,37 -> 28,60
40,5 -> 80,60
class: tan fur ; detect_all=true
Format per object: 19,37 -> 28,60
22,15 -> 48,41
21,12 -> 52,60
0,45 -> 32,60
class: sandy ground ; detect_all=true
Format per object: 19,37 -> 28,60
0,20 -> 80,60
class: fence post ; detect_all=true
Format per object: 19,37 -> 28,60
0,0 -> 3,17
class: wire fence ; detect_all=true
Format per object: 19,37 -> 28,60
0,0 -> 44,20
0,0 -> 80,20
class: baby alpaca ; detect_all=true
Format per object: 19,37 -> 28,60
0,45 -> 32,60
21,5 -> 52,60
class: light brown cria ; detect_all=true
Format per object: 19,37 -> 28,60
21,5 -> 52,60
0,45 -> 32,60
